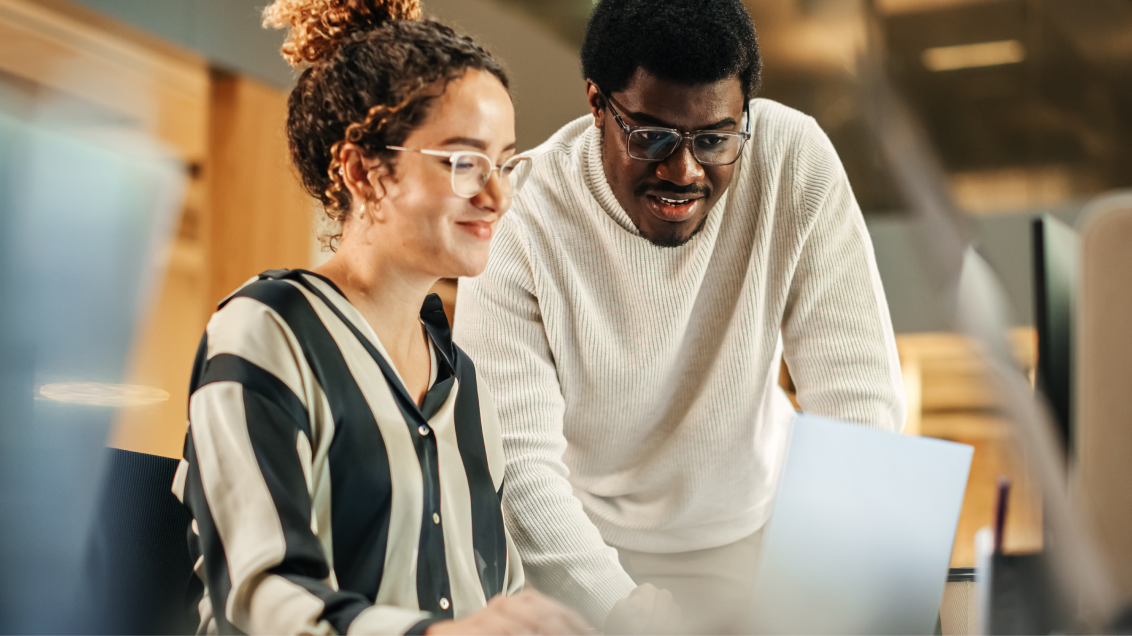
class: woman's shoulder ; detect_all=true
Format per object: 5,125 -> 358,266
217,270 -> 317,314
194,271 -> 319,406
203,270 -> 326,364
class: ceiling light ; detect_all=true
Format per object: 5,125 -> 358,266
38,382 -> 170,407
922,40 -> 1026,72
877,0 -> 998,15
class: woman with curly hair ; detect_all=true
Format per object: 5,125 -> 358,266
171,1 -> 586,633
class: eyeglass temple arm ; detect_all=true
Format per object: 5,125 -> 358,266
386,145 -> 455,158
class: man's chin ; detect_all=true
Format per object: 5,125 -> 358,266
637,214 -> 710,248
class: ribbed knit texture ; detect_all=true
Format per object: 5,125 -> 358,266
453,99 -> 906,624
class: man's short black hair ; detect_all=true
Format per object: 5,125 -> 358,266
581,0 -> 761,101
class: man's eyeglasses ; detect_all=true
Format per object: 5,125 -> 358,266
385,146 -> 533,198
595,86 -> 751,166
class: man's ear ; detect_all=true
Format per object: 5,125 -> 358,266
585,80 -> 605,129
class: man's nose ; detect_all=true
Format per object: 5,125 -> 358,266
654,139 -> 705,186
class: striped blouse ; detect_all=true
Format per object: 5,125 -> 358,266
172,269 -> 523,635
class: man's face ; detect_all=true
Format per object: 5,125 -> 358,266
589,68 -> 746,247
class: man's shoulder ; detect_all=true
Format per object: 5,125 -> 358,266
742,98 -> 842,188
747,97 -> 813,124
503,115 -> 597,235
747,98 -> 827,150
523,113 -> 594,163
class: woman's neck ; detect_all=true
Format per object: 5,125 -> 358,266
312,239 -> 436,400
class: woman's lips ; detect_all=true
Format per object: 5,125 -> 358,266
645,194 -> 700,223
456,220 -> 493,240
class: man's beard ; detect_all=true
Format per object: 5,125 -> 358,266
599,133 -> 712,248
643,213 -> 710,248
632,179 -> 712,249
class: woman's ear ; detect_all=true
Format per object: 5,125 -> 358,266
338,142 -> 376,206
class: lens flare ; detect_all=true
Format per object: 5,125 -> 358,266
38,382 -> 170,407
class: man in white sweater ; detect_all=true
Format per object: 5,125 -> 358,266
454,0 -> 905,631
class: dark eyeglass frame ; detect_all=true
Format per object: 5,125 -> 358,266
595,85 -> 752,166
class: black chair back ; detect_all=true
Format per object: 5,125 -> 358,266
84,448 -> 199,634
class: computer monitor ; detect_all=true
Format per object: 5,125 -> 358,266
1030,214 -> 1079,457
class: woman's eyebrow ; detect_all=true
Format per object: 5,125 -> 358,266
440,136 -> 488,149
439,136 -> 518,151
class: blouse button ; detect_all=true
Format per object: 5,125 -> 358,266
439,597 -> 450,610
433,512 -> 441,525
418,424 -> 430,436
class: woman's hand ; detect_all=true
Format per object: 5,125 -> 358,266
425,589 -> 591,635
604,584 -> 682,635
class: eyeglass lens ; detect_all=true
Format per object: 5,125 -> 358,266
627,130 -> 744,165
451,153 -> 533,198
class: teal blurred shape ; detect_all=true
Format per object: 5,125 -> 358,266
0,108 -> 184,632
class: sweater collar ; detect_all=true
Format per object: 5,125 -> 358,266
582,124 -> 642,236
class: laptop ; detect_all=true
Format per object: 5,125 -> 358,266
744,414 -> 973,635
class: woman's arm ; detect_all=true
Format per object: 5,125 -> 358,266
180,373 -> 437,635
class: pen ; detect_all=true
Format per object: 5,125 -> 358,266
993,476 -> 1011,555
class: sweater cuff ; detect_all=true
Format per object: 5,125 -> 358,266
560,567 -> 638,628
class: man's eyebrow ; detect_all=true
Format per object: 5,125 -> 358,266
440,137 -> 517,152
625,111 -> 738,131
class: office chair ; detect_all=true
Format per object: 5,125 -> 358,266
84,448 -> 199,635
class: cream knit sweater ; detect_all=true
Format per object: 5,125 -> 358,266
453,99 -> 905,624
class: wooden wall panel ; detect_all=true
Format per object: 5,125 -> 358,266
110,239 -> 209,457
207,71 -> 311,307
0,0 -> 208,161
115,73 -> 313,458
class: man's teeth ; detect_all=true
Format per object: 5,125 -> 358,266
659,197 -> 691,205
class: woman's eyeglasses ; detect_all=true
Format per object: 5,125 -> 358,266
385,146 -> 533,198
594,86 -> 751,166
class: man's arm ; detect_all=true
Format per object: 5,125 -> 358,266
454,216 -> 637,625
780,119 -> 906,432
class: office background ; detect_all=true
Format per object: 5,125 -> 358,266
1,0 -> 1129,593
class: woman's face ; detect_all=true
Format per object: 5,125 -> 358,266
362,69 -> 516,279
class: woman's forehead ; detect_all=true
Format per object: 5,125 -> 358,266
410,71 -> 515,151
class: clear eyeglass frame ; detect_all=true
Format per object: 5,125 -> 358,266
595,86 -> 752,166
385,145 -> 533,198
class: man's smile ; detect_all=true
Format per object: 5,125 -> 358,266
644,193 -> 703,222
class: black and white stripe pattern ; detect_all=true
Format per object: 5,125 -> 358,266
172,270 -> 522,635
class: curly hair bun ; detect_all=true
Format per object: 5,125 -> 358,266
263,0 -> 423,67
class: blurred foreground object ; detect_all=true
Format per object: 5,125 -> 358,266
1074,191 -> 1132,605
0,0 -> 187,630
0,103 -> 184,632
858,11 -> 1122,630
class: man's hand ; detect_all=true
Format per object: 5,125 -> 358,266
604,584 -> 682,635
425,589 -> 591,635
